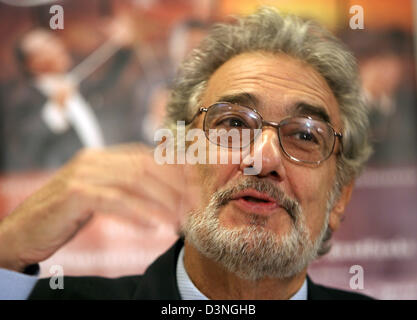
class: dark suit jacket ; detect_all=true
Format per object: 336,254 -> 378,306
28,238 -> 373,300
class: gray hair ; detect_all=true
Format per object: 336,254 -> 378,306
166,6 -> 372,190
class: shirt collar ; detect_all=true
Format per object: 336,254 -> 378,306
176,246 -> 307,300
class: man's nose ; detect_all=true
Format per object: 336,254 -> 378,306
240,127 -> 287,181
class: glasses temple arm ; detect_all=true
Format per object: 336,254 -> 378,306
335,132 -> 344,155
185,107 -> 207,125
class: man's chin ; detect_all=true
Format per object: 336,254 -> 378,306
218,214 -> 293,243
224,224 -> 287,250
184,213 -> 314,281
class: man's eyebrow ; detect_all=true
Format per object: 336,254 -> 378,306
216,92 -> 259,107
215,94 -> 332,123
291,102 -> 331,124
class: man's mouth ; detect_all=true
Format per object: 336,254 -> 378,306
230,189 -> 280,216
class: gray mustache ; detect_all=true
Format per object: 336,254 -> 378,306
215,177 -> 300,221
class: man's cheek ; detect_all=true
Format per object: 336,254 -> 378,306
183,163 -> 208,212
302,186 -> 331,238
288,171 -> 324,212
194,163 -> 229,207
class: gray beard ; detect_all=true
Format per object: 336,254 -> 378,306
182,177 -> 333,281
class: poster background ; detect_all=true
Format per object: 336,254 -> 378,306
0,0 -> 416,299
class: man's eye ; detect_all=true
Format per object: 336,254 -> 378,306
218,117 -> 248,128
294,131 -> 319,144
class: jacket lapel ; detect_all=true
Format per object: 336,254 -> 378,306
307,275 -> 335,300
132,238 -> 184,299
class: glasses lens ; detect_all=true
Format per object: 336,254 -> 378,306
204,103 -> 261,149
279,118 -> 335,163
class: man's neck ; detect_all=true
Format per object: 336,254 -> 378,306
183,240 -> 307,300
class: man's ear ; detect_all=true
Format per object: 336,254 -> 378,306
329,180 -> 355,232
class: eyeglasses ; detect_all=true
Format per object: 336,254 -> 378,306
186,102 -> 343,165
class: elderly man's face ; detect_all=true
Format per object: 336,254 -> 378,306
183,52 -> 351,280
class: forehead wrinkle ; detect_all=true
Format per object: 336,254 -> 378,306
223,53 -> 333,93
223,71 -> 333,106
216,76 -> 332,116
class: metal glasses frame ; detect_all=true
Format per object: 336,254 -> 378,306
186,102 -> 343,165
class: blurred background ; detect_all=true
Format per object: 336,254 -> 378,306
0,0 -> 416,299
